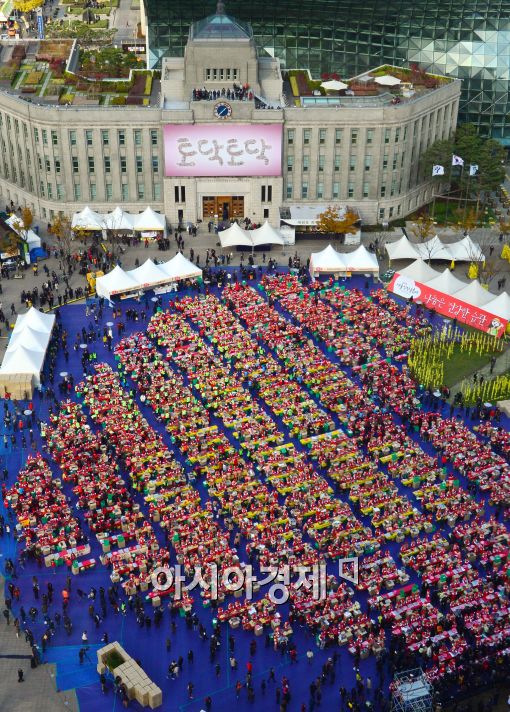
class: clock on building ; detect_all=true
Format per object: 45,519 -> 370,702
213,102 -> 233,119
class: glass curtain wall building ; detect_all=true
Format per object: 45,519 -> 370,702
145,0 -> 510,144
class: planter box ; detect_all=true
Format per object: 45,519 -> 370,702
97,642 -> 162,708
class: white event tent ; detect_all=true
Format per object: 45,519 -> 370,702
454,279 -> 496,308
0,307 -> 55,387
71,206 -> 104,231
398,259 -> 440,283
486,292 -> 510,322
343,245 -> 379,273
159,252 -> 203,282
309,244 -> 346,277
103,207 -> 134,231
6,215 -> 42,251
95,265 -> 140,300
132,207 -> 166,234
95,254 -> 203,300
425,268 -> 467,294
386,233 -> 485,263
218,221 -> 285,249
386,235 -> 421,261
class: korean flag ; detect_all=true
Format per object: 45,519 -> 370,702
432,165 -> 445,176
469,164 -> 479,177
452,155 -> 464,166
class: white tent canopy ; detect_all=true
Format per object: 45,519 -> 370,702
447,235 -> 484,262
374,75 -> 401,86
321,79 -> 348,91
159,252 -> 203,282
386,235 -> 421,261
103,207 -> 134,231
71,206 -> 104,231
6,215 -> 41,250
486,292 -> 510,321
127,259 -> 168,287
425,268 -> 467,294
133,207 -> 166,232
250,221 -> 285,246
415,236 -> 452,261
309,244 -> 347,277
343,245 -> 379,273
454,279 -> 496,308
95,265 -> 140,300
218,222 -> 253,248
0,308 -> 55,387
398,259 -> 439,283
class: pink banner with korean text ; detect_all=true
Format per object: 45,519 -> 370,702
389,273 -> 508,338
163,124 -> 282,177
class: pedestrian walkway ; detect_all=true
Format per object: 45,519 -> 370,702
0,577 -> 78,712
450,345 -> 510,399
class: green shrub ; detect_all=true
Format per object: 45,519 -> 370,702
110,95 -> 125,105
104,650 -> 125,670
59,92 -> 74,104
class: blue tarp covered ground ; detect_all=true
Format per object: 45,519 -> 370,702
0,269 -> 507,712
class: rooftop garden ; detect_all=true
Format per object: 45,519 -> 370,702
286,63 -> 452,99
0,41 -> 157,106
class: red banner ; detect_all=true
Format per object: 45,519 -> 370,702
388,273 -> 508,338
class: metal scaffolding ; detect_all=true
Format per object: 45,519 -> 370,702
391,669 -> 433,712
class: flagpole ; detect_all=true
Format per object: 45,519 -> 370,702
444,158 -> 454,226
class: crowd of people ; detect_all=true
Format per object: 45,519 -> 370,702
2,268 -> 510,710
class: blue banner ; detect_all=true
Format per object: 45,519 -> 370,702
37,13 -> 44,39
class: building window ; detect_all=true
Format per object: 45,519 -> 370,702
261,185 -> 266,202
319,128 -> 326,144
335,129 -> 342,145
379,208 -> 385,221
392,154 -> 398,170
268,185 -> 272,202
303,129 -> 311,145
90,183 -> 96,200
152,157 -> 159,172
74,183 -> 81,200
56,184 -> 63,200
121,183 -> 128,201
363,181 -> 369,198
287,129 -> 294,145
332,182 -> 339,199
104,156 -> 111,173
45,158 -> 51,172
47,183 -> 52,199
180,186 -> 185,202
55,159 -> 61,173
136,157 -> 143,173
101,130 -> 109,146
150,129 -> 158,146
349,156 -> 356,172
317,182 -> 324,199
389,206 -> 394,218
380,184 -> 386,197
364,155 -> 372,171
303,155 -> 309,172
384,129 -> 391,144
383,153 -> 388,169
153,183 -> 161,201
51,130 -> 58,146
348,182 -> 354,198
69,130 -> 76,146
137,183 -> 145,200
366,129 -> 374,144
287,155 -> 293,172
85,130 -> 93,146
395,127 -> 400,143
263,208 -> 269,219
34,128 -> 39,144
286,182 -> 293,199
334,155 -> 340,171
118,130 -> 125,146
174,186 -> 179,202
106,183 -> 113,200
120,157 -> 127,173
42,129 -> 47,145
72,157 -> 79,173
134,129 -> 142,146
301,182 -> 308,198
88,157 -> 95,173
351,129 -> 358,145
318,154 -> 325,172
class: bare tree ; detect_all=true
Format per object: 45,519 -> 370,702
409,216 -> 441,263
50,214 -> 73,257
